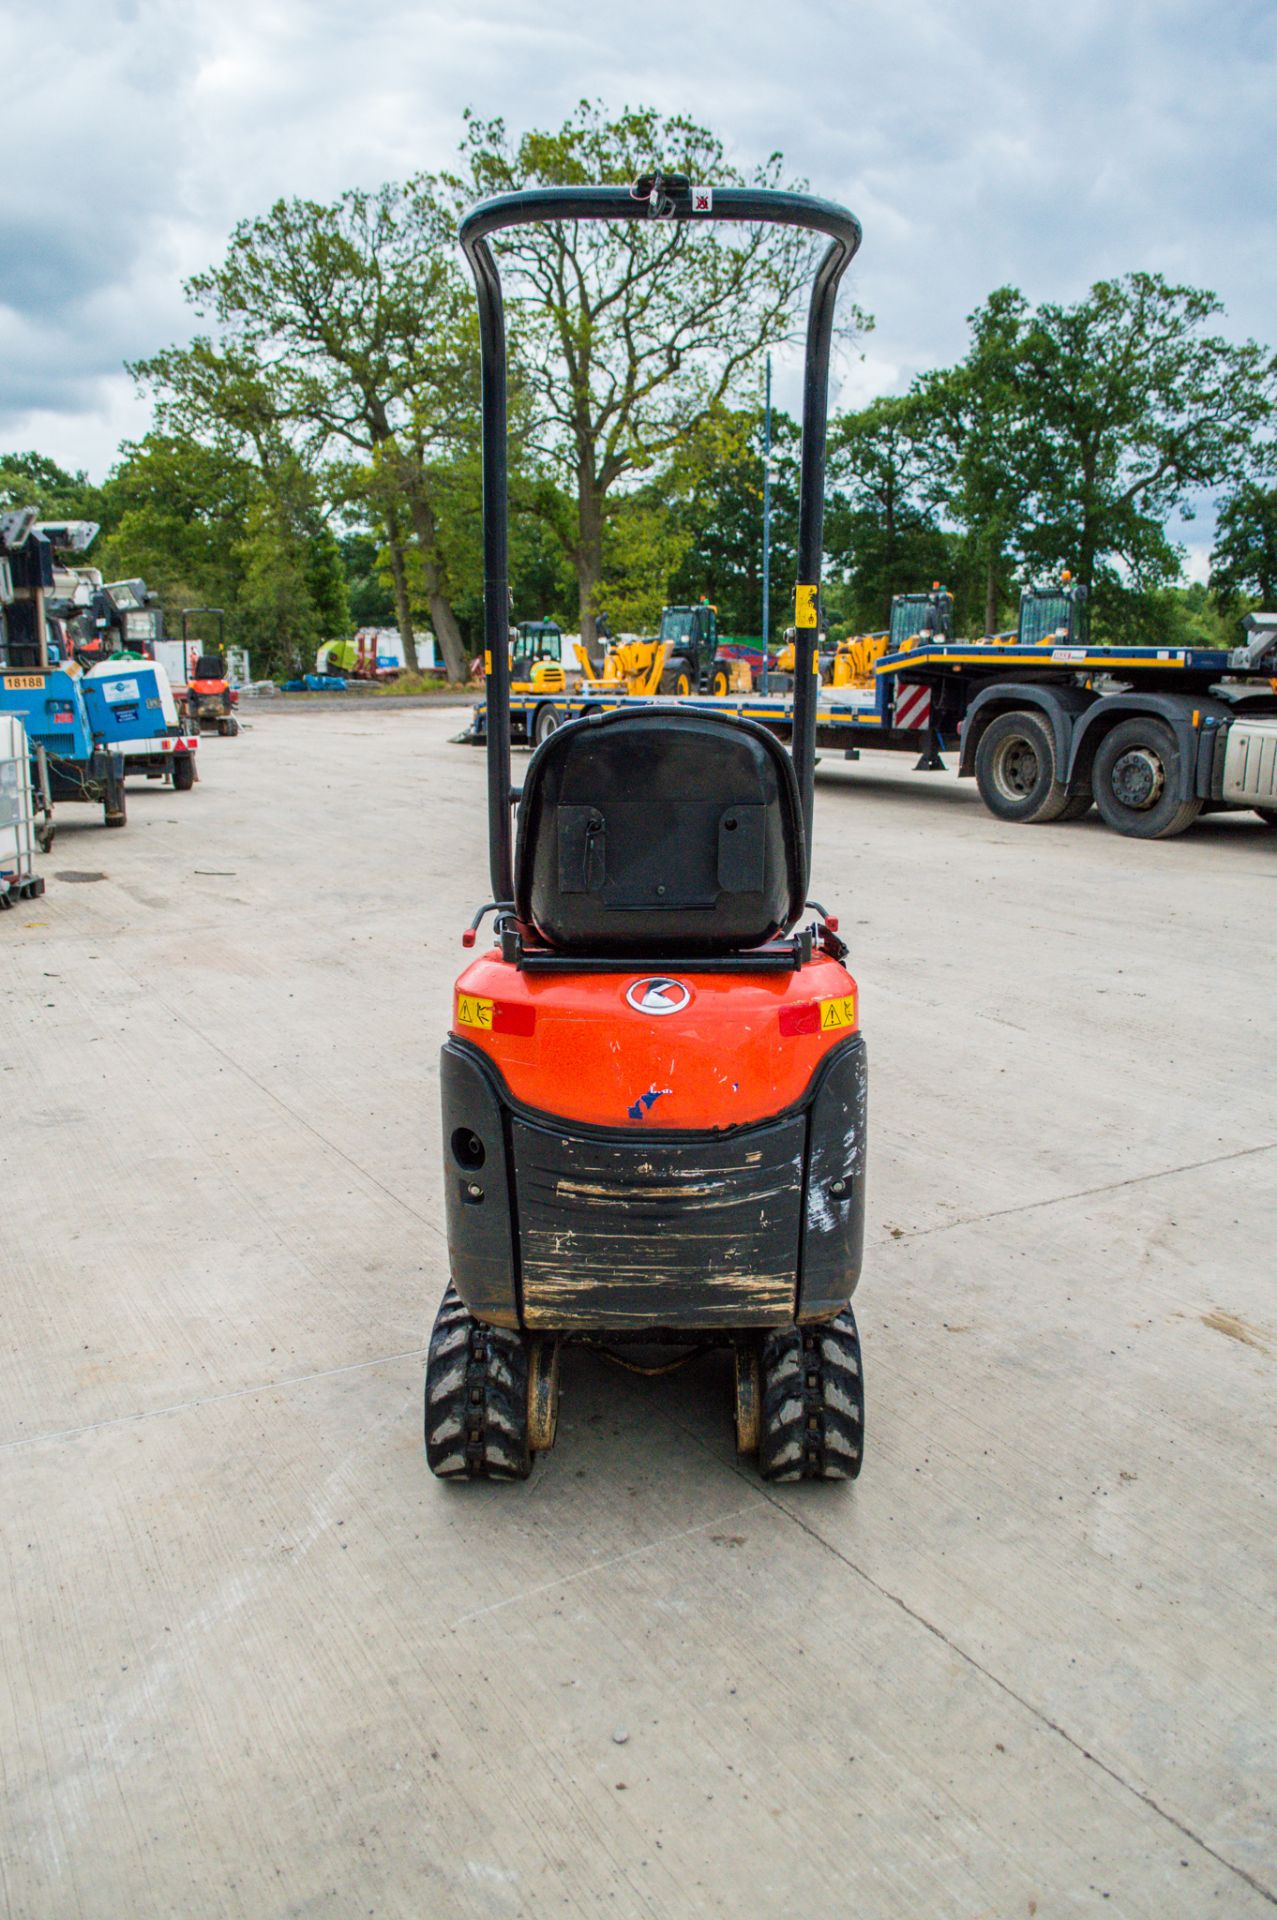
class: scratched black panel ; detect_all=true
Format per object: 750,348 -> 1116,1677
512,1113 -> 806,1330
798,1036 -> 868,1320
439,1040 -> 520,1327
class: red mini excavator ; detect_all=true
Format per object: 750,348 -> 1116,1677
425,174 -> 868,1482
181,610 -> 239,736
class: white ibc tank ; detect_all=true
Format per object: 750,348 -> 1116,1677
0,713 -> 36,877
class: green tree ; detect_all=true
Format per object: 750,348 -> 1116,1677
138,178 -> 478,679
1013,274 -> 1277,633
660,405 -> 799,636
95,434 -> 255,614
236,460 -> 349,675
338,530 -> 397,628
0,451 -> 106,521
1211,480 -> 1277,610
913,288 -> 1033,634
452,102 -> 867,646
826,395 -> 951,631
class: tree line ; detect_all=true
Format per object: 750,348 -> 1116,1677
5,100 -> 1277,678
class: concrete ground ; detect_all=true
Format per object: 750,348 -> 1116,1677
1,706 -> 1274,1920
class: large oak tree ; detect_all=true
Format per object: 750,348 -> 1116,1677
451,102 -> 867,646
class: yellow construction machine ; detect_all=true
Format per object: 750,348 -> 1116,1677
573,633 -> 671,695
823,585 -> 954,688
511,619 -> 568,695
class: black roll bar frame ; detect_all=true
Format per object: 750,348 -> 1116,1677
459,183 -> 863,901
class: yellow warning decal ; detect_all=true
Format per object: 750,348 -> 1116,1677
819,993 -> 857,1032
456,993 -> 494,1031
483,651 -> 493,677
795,583 -> 819,629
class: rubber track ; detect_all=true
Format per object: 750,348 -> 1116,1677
759,1305 -> 864,1482
424,1284 -> 531,1480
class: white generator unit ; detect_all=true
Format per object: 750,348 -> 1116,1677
0,713 -> 44,906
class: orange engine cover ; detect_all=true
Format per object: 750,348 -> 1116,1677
452,950 -> 859,1131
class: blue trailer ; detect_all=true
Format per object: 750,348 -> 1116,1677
81,660 -> 199,792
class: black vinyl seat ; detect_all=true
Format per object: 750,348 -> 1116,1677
514,708 -> 806,954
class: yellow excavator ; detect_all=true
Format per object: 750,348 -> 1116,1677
574,632 -> 671,695
826,584 -> 954,687
511,619 -> 569,695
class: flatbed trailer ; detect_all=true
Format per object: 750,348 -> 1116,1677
461,617 -> 1277,839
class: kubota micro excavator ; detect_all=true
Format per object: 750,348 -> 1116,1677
424,171 -> 869,1483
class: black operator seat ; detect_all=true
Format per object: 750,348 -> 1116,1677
514,708 -> 806,955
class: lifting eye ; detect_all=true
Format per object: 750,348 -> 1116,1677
452,1128 -> 485,1170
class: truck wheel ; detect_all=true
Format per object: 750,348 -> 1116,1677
973,711 -> 1070,823
759,1307 -> 864,1482
711,667 -> 730,697
1092,718 -> 1203,839
172,754 -> 196,792
424,1284 -> 531,1481
533,703 -> 561,745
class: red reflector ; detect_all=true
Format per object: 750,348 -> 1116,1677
779,1002 -> 820,1036
461,929 -> 476,948
492,1000 -> 535,1036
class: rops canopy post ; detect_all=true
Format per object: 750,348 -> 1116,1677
458,181 -> 863,899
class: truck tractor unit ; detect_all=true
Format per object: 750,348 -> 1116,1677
425,174 -> 868,1482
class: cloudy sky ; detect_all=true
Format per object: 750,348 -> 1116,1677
6,0 -> 1275,574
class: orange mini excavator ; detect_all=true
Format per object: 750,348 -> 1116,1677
425,174 -> 868,1482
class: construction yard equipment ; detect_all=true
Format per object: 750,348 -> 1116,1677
472,565 -> 1277,838
510,619 -> 568,697
82,657 -> 199,792
826,585 -> 953,689
0,713 -> 44,908
570,602 -> 762,718
181,611 -> 239,735
657,602 -> 763,695
93,577 -> 171,657
572,632 -> 671,707
0,517 -> 126,842
424,174 -> 867,1481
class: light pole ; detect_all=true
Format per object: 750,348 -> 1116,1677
761,351 -> 772,693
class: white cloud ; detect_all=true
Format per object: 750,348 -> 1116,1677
4,0 -> 1276,552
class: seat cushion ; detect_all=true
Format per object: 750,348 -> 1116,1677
514,708 -> 805,953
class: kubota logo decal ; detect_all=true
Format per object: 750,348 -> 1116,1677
625,976 -> 691,1017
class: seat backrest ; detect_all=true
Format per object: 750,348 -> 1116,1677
514,708 -> 805,954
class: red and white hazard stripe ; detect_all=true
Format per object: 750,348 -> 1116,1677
894,682 -> 932,731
